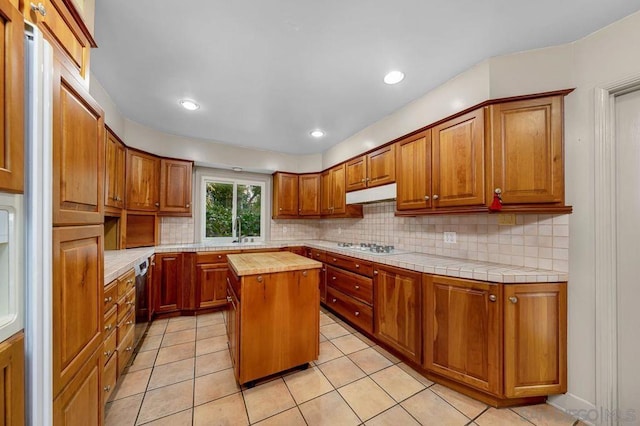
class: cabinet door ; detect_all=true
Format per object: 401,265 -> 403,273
320,170 -> 332,215
197,263 -> 228,309
504,283 -> 567,397
432,109 -> 485,207
159,158 -> 192,215
52,59 -> 104,225
367,144 -> 395,188
104,130 -> 125,210
226,280 -> 239,379
272,172 -> 298,217
154,254 -> 183,313
52,225 -> 104,397
0,0 -> 24,193
488,96 -> 564,205
331,164 -> 346,215
126,149 -> 160,211
395,130 -> 431,211
0,332 -> 24,426
373,265 -> 422,363
319,265 -> 327,303
53,348 -> 102,426
424,275 -> 501,395
298,174 -> 320,216
346,155 -> 366,192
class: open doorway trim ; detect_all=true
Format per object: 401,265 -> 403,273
594,76 -> 640,425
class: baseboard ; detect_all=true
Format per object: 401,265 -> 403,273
548,393 -> 597,425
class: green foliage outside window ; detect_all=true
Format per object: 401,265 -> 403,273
205,181 -> 262,239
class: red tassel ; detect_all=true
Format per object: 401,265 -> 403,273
489,189 -> 503,212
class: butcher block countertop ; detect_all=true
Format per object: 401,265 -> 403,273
228,252 -> 322,276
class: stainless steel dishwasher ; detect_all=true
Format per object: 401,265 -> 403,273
134,258 -> 150,349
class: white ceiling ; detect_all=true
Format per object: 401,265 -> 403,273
93,0 -> 640,155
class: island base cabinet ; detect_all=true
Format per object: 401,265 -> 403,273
423,275 -> 502,395
504,283 -> 567,398
232,269 -> 320,385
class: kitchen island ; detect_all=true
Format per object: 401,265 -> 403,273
226,251 -> 322,386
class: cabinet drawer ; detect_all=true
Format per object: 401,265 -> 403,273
326,266 -> 373,305
326,287 -> 373,334
103,352 -> 117,405
117,269 -> 135,299
309,249 -> 326,262
104,281 -> 117,312
117,327 -> 135,376
117,287 -> 136,323
117,309 -> 135,347
103,330 -> 116,364
326,252 -> 373,277
103,305 -> 117,336
197,251 -> 238,264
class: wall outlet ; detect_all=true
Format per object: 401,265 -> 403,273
443,231 -> 457,244
497,214 -> 517,226
283,226 -> 288,233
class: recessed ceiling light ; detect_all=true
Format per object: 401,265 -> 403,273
310,129 -> 325,138
384,71 -> 405,85
179,99 -> 200,111
231,167 -> 243,172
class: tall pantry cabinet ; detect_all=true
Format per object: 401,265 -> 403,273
25,1 -> 107,424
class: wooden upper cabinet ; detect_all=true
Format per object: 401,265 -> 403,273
423,275 -> 502,395
320,170 -> 331,215
487,96 -> 564,206
346,155 -> 366,192
432,109 -> 485,207
272,172 -> 299,218
0,0 -> 24,193
104,129 -> 126,211
346,145 -> 396,193
126,148 -> 160,212
504,283 -> 567,398
298,173 -> 320,216
159,158 -> 193,216
373,264 -> 422,364
52,58 -> 104,225
24,0 -> 96,80
330,164 -> 346,214
52,225 -> 104,397
395,130 -> 431,211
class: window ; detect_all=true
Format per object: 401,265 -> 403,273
201,177 -> 265,243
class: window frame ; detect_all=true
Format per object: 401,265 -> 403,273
200,175 -> 266,244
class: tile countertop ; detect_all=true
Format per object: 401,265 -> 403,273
104,240 -> 568,284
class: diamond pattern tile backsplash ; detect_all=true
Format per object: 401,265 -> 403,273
160,202 -> 569,272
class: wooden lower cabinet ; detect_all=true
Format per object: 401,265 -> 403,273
153,253 -> 183,313
52,225 -> 104,397
226,282 -> 240,375
504,283 -> 567,397
53,348 -> 103,426
0,332 -> 25,426
102,354 -> 117,406
196,263 -> 229,309
423,275 -> 502,394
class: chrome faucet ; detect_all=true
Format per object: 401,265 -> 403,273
233,217 -> 245,243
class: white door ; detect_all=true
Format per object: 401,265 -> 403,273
615,89 -> 640,425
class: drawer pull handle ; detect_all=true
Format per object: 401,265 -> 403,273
316,253 -> 320,257
355,285 -> 360,290
489,294 -> 497,302
332,276 -> 336,280
332,298 -> 337,303
104,296 -> 112,303
104,385 -> 111,392
104,324 -> 112,331
373,270 -> 379,275
227,296 -> 232,303
104,350 -> 111,357
126,320 -> 134,325
126,346 -> 133,352
127,301 -> 134,306
218,255 -> 223,259
509,296 -> 518,304
127,279 -> 133,284
355,264 -> 360,268
354,311 -> 360,317
30,2 -> 46,16
332,258 -> 337,262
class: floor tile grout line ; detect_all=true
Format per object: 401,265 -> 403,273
509,407 -> 539,425
468,406 -> 490,424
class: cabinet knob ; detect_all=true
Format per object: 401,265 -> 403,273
126,346 -> 133,352
127,301 -> 134,306
104,296 -> 112,303
155,202 -> 160,207
226,296 -> 232,303
332,276 -> 336,280
279,207 -> 283,211
104,385 -> 111,392
355,264 -> 360,268
424,195 -> 430,201
494,188 -> 502,195
361,178 -> 365,182
354,285 -> 360,290
354,311 -> 360,317
302,271 -> 308,277
332,298 -> 337,303
332,258 -> 337,262
373,270 -> 378,275
127,279 -> 133,284
316,253 -> 321,257
257,276 -> 263,283
30,2 -> 46,16
489,294 -> 497,302
104,324 -> 112,331
104,350 -> 111,357
432,194 -> 439,200
509,296 -> 518,304
218,255 -> 222,259
126,320 -> 134,325
186,203 -> 190,208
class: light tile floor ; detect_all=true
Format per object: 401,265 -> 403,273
105,309 -> 582,426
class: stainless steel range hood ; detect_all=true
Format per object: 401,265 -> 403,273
345,183 -> 397,204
